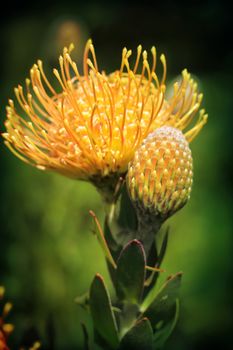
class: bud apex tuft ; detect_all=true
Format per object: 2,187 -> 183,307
127,126 -> 193,219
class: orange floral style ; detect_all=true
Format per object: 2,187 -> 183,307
3,40 -> 207,200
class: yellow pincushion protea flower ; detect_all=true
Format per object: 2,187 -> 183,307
3,39 -> 207,201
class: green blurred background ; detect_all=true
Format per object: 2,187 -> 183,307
0,0 -> 232,349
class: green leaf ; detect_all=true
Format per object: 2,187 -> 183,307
154,299 -> 180,348
119,318 -> 154,350
105,184 -> 138,248
142,272 -> 182,324
157,229 -> 169,268
144,229 -> 169,291
116,240 -> 146,303
118,303 -> 139,339
116,184 -> 138,232
90,274 -> 119,349
104,216 -> 119,253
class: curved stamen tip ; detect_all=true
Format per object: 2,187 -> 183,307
151,46 -> 156,55
53,68 -> 59,76
69,42 -> 75,52
122,47 -> 127,55
142,50 -> 148,59
86,38 -> 93,47
37,60 -> 43,69
160,53 -> 166,63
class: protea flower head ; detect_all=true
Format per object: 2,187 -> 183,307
127,126 -> 193,220
2,39 -> 207,202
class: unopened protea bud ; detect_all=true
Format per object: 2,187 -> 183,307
127,126 -> 193,221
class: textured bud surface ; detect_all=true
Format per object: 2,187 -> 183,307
127,126 -> 193,218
